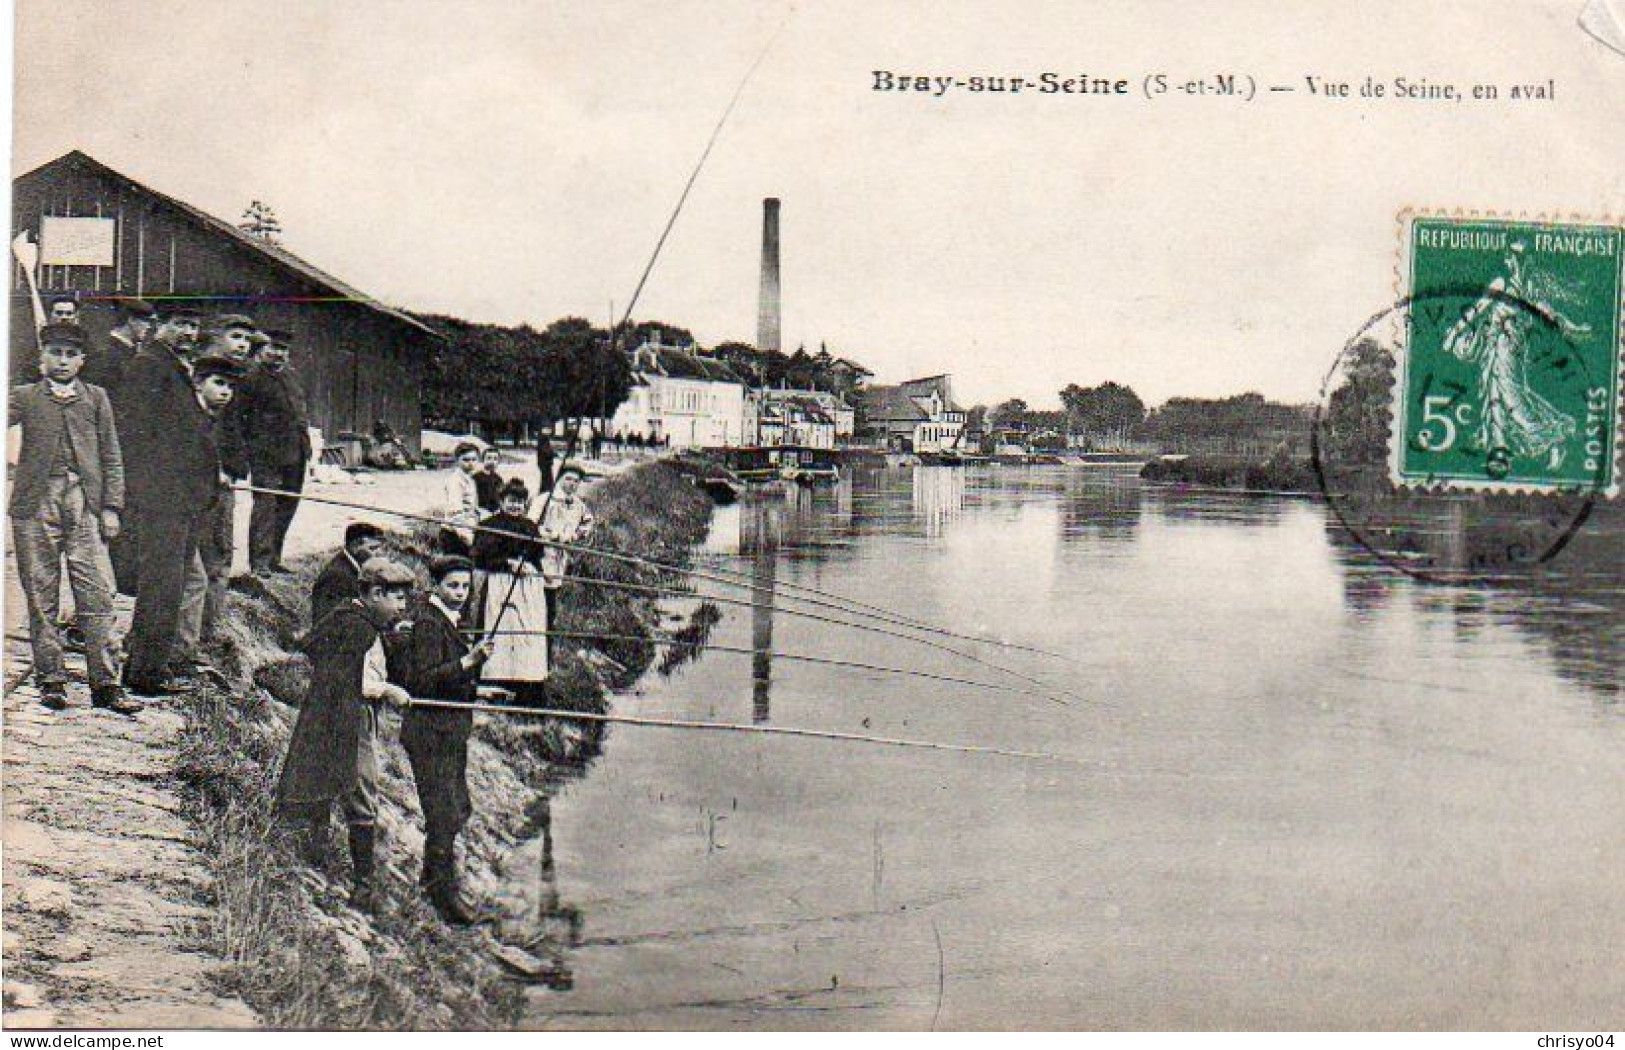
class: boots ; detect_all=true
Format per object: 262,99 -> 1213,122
422,835 -> 477,927
348,824 -> 378,915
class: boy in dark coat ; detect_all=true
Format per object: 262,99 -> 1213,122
310,522 -> 387,625
396,555 -> 492,925
277,556 -> 415,913
8,324 -> 140,714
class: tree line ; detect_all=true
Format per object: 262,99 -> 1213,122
417,314 -> 874,438
971,383 -> 1312,453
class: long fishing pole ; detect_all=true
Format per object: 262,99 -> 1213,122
236,482 -> 1085,703
406,696 -> 1090,765
485,16 -> 787,640
551,535 -> 1078,663
242,481 -> 1075,665
548,572 -> 1086,706
465,627 -> 1067,703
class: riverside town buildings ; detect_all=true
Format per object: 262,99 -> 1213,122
858,374 -> 967,452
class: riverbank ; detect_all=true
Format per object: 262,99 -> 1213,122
1139,451 -> 1317,494
6,461 -> 713,1029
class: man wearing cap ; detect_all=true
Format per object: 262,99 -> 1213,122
238,328 -> 312,575
82,298 -> 155,392
118,304 -> 222,695
277,556 -> 416,914
8,323 -> 141,714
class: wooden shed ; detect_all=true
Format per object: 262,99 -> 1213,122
10,150 -> 439,454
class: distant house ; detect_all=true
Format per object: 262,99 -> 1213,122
10,150 -> 440,453
758,392 -> 837,449
759,387 -> 851,446
860,374 -> 966,452
609,334 -> 750,448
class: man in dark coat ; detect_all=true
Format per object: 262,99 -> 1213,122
81,297 -> 155,393
535,436 -> 556,493
118,305 -> 220,695
395,555 -> 491,925
238,327 -> 312,574
310,522 -> 387,625
277,557 -> 414,913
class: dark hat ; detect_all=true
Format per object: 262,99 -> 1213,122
119,298 -> 156,318
156,302 -> 205,320
38,322 -> 89,350
429,554 -> 475,581
191,354 -> 248,382
344,522 -> 387,545
453,441 -> 483,459
248,330 -> 272,347
262,327 -> 295,347
358,557 -> 416,589
499,478 -> 531,503
207,313 -> 258,333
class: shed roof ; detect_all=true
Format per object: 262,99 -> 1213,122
16,151 -> 440,340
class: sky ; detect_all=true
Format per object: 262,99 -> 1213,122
12,0 -> 1625,408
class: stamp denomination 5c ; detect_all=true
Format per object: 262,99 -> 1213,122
1392,214 -> 1623,496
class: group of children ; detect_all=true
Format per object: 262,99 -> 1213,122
277,541 -> 494,923
274,445 -> 599,925
11,307 -> 600,926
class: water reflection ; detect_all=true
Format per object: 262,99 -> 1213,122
516,466 -> 1621,1024
912,467 -> 966,537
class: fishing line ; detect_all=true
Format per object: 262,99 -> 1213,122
465,627 -> 1065,703
409,696 -> 1092,765
236,484 -> 1085,704
549,572 -> 1086,707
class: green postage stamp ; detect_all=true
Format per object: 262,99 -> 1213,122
1392,214 -> 1623,496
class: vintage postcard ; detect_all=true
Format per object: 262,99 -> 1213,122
3,0 -> 1622,1038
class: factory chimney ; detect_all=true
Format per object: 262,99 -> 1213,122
756,198 -> 782,353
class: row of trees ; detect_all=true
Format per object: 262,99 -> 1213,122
970,384 -> 1311,453
418,315 -> 632,437
419,314 -> 877,438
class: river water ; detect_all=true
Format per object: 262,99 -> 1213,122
519,465 -> 1622,1030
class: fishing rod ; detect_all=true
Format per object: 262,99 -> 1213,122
405,696 -> 1091,765
552,536 -> 1080,664
547,572 -> 1086,707
241,480 -> 1076,665
485,17 -> 787,642
464,627 -> 1066,703
236,483 -> 1085,703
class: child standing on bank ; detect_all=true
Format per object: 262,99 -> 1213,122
8,323 -> 141,715
276,556 -> 416,914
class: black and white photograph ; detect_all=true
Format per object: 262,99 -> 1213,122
2,0 -> 1622,1037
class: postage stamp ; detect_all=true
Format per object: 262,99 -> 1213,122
1391,214 -> 1623,496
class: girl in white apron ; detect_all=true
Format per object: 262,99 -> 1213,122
471,479 -> 549,704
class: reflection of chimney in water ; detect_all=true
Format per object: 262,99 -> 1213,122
757,198 -> 782,354
746,501 -> 777,724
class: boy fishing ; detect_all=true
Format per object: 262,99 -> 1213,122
276,556 -> 416,914
396,555 -> 492,925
